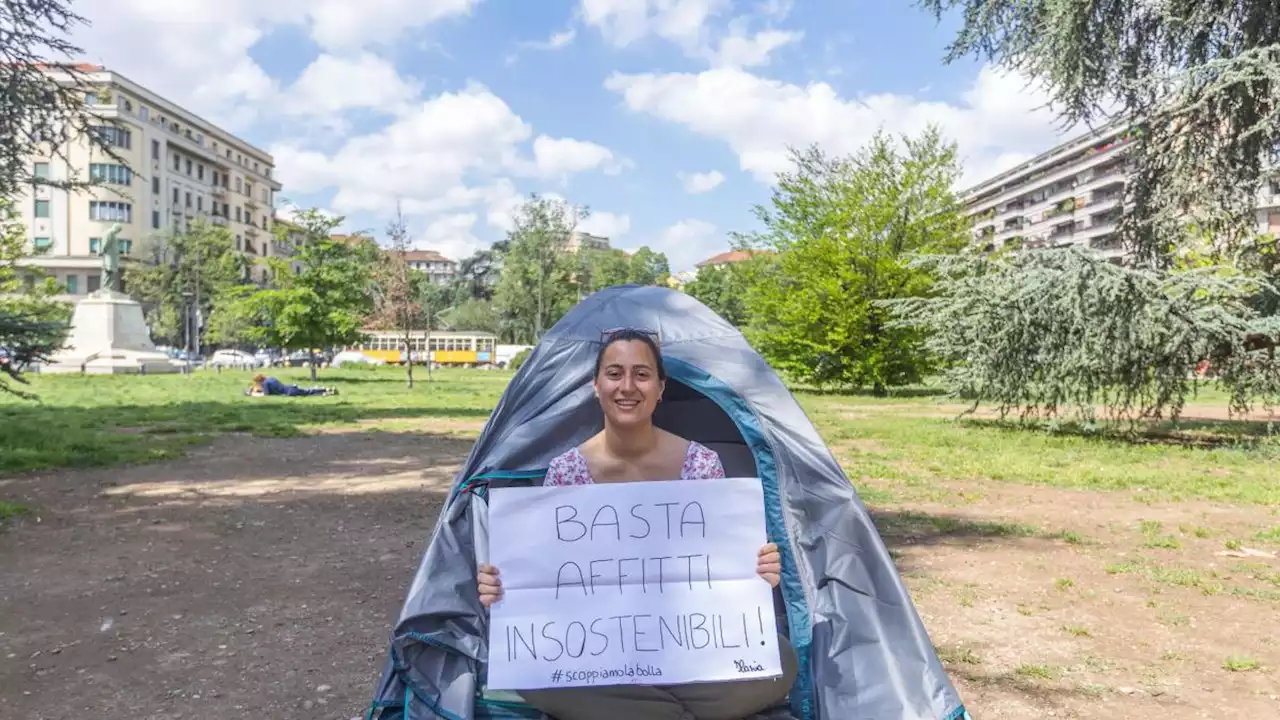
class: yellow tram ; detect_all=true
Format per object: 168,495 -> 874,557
346,330 -> 498,367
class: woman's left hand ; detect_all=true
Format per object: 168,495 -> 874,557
756,542 -> 781,587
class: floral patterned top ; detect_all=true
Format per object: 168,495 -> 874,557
544,441 -> 726,486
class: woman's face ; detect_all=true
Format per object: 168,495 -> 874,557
594,339 -> 663,428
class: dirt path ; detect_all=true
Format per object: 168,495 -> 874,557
0,430 -> 473,720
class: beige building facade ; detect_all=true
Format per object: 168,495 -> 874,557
962,120 -> 1280,255
15,65 -> 283,299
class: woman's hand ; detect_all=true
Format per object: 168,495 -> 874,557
478,563 -> 503,607
756,543 -> 781,588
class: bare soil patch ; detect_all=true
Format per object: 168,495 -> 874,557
880,479 -> 1280,719
0,431 -> 472,720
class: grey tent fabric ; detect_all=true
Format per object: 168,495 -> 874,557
367,285 -> 969,720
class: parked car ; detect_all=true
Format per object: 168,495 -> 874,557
209,349 -> 264,369
331,350 -> 383,367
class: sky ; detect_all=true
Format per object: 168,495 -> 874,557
67,0 -> 1077,273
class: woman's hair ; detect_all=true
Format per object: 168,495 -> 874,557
252,373 -> 266,384
595,328 -> 665,380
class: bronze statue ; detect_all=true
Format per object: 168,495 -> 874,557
100,223 -> 123,293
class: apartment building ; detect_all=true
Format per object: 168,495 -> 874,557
962,120 -> 1280,257
402,250 -> 457,285
14,65 -> 283,298
563,231 -> 610,252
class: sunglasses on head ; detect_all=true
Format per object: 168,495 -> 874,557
599,327 -> 660,345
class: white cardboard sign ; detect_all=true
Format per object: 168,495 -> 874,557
485,477 -> 783,690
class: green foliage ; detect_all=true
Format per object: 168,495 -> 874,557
683,262 -> 752,327
0,199 -> 72,396
509,347 -> 532,372
920,0 -> 1280,268
739,126 -> 969,392
125,220 -> 250,347
1,1 -> 124,200
213,209 -> 378,379
576,246 -> 672,294
887,246 -> 1280,422
438,298 -> 502,334
492,195 -> 582,343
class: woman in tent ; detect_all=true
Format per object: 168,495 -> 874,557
477,328 -> 799,720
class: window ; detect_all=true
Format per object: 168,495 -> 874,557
262,214 -> 268,229
120,239 -> 132,255
33,237 -> 52,253
236,234 -> 242,251
197,164 -> 204,181
197,134 -> 204,146
152,176 -> 160,194
140,106 -> 149,121
90,237 -> 101,253
173,154 -> 181,171
261,188 -> 268,202
89,163 -> 133,185
173,188 -> 179,204
245,181 -> 253,197
235,177 -> 242,192
84,91 -> 95,104
254,161 -> 259,172
235,206 -> 242,222
34,199 -> 50,218
87,274 -> 101,293
185,159 -> 192,176
212,171 -> 219,186
223,202 -> 229,216
197,197 -> 203,212
33,162 -> 49,180
89,201 -> 132,223
226,149 -> 231,159
66,275 -> 79,294
92,125 -> 132,149
185,192 -> 191,207
152,210 -> 160,229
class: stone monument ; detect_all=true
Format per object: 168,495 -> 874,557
43,224 -> 179,374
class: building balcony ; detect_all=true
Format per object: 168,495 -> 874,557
212,185 -> 227,197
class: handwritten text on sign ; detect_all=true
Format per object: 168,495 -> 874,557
485,477 -> 782,690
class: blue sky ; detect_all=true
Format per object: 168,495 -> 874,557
74,0 -> 1071,272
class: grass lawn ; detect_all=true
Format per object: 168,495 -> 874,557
0,366 -> 508,475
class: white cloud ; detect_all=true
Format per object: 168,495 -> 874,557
283,53 -> 421,117
305,0 -> 481,51
604,64 -> 1074,188
677,169 -> 725,194
579,0 -> 796,67
653,219 -> 719,271
579,211 -> 632,239
71,0 -> 479,131
531,136 -> 626,178
712,26 -> 801,68
414,212 -> 484,260
579,0 -> 730,50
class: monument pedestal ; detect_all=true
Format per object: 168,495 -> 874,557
43,290 -> 180,374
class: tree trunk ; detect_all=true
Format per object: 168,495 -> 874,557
309,349 -> 317,382
404,330 -> 414,389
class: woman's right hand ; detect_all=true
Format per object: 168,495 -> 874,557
478,563 -> 503,607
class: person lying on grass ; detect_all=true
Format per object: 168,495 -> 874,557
245,373 -> 337,397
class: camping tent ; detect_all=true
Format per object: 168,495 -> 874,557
367,284 -> 969,720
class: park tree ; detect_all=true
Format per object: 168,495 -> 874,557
493,195 -> 583,343
450,249 -> 502,304
683,261 -> 754,327
214,210 -> 379,380
370,205 -> 428,387
126,220 -> 249,349
905,0 -> 1280,417
922,0 -> 1280,269
0,200 -> 71,396
739,126 -> 969,392
626,247 -> 671,286
1,0 -> 125,392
